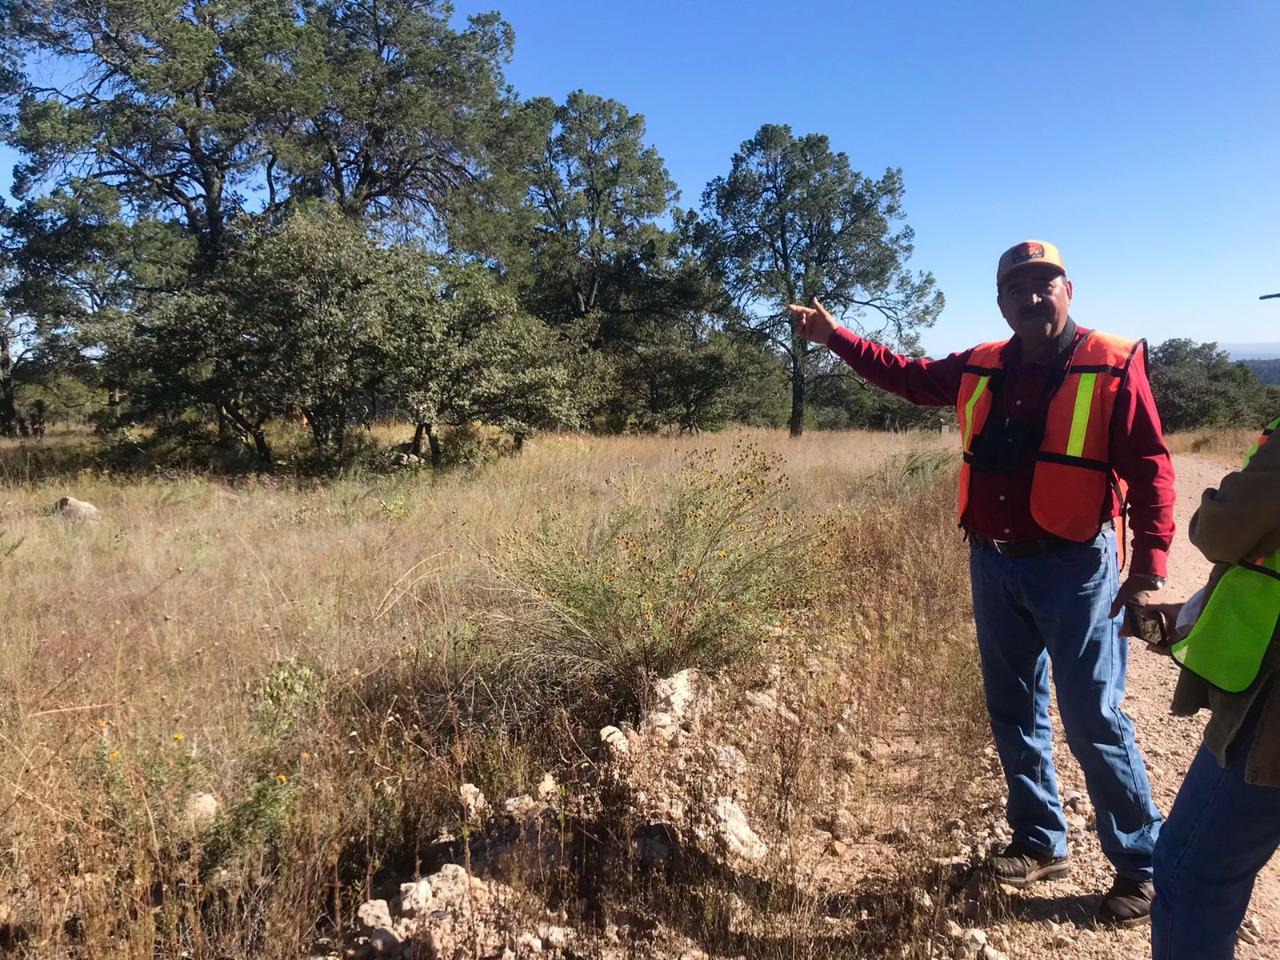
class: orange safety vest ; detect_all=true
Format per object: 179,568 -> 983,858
955,330 -> 1143,545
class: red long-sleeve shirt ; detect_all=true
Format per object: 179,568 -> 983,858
828,322 -> 1175,580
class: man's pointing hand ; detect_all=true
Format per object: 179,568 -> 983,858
788,297 -> 838,347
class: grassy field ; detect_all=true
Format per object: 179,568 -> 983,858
0,428 -> 992,958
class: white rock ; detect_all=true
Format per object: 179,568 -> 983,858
183,792 -> 220,829
964,929 -> 987,946
714,797 -> 767,861
536,772 -> 558,802
652,669 -> 703,720
743,690 -> 777,712
541,925 -> 572,949
55,496 -> 101,522
714,744 -> 747,773
599,725 -> 629,755
459,783 -> 488,820
398,879 -> 432,917
1238,915 -> 1262,944
427,863 -> 491,910
641,711 -> 679,743
516,932 -> 543,952
978,946 -> 1009,960
356,898 -> 393,933
502,794 -> 539,821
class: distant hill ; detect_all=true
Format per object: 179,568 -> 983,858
1244,358 -> 1280,385
1222,342 -> 1280,360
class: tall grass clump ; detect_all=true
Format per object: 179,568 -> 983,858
825,451 -> 987,744
484,446 -> 822,726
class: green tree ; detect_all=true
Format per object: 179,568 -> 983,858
612,324 -> 785,434
119,207 -> 425,464
1243,357 -> 1280,386
696,123 -> 943,436
4,0 -> 522,447
1148,339 -> 1278,431
456,90 -> 735,429
7,0 -> 318,271
284,0 -> 518,228
3,183 -> 191,420
510,91 -> 681,336
386,265 -> 587,466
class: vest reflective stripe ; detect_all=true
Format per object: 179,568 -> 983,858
1172,414 -> 1280,692
1246,419 -> 1275,459
954,331 -> 1139,545
961,375 -> 991,451
1066,372 -> 1098,458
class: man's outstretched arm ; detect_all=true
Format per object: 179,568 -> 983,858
790,299 -> 968,407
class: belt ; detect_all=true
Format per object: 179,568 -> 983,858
973,534 -> 1080,559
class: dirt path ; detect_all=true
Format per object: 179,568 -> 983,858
992,454 -> 1278,958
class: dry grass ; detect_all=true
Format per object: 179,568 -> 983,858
1164,427 -> 1258,461
0,427 -> 982,958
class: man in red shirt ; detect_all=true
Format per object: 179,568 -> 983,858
791,240 -> 1174,924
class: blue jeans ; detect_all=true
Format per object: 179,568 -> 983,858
970,527 -> 1162,880
1152,702 -> 1280,959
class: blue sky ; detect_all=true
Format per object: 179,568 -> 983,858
449,0 -> 1280,356
4,2 -> 1277,357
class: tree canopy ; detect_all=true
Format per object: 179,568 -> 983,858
1148,339 -> 1278,431
695,123 -> 943,436
0,4 -> 955,468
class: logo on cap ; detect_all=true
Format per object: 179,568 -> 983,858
1010,242 -> 1045,266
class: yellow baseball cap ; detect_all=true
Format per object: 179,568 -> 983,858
997,239 -> 1066,287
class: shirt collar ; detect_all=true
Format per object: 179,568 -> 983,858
1004,317 -> 1079,368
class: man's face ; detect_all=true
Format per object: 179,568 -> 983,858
997,264 -> 1073,348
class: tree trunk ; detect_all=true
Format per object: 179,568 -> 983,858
222,402 -> 273,470
426,424 -> 442,470
788,342 -> 806,437
217,404 -> 237,447
250,428 -> 272,470
0,333 -> 16,438
410,421 -> 427,457
0,379 -> 16,439
304,409 -> 329,452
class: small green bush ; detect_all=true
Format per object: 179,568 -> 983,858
249,660 -> 328,737
486,445 -> 820,723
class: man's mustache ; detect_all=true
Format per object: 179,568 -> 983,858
1018,303 -> 1054,321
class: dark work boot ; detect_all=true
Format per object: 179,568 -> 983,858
986,840 -> 1071,888
1098,875 -> 1154,925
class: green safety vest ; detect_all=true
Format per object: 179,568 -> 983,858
1171,414 -> 1280,692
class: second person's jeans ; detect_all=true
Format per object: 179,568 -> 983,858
1152,699 -> 1280,959
969,526 -> 1162,880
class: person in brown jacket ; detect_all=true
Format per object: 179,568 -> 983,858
1152,415 -> 1280,959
